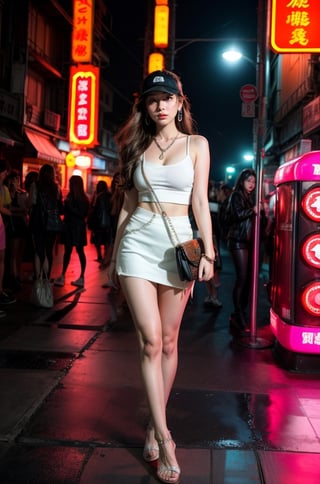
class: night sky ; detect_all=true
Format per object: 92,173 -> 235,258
105,0 -> 258,181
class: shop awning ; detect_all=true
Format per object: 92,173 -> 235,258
25,129 -> 64,164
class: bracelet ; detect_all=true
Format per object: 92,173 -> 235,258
201,253 -> 215,264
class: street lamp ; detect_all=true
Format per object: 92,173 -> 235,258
222,48 -> 256,69
243,153 -> 254,162
225,165 -> 236,183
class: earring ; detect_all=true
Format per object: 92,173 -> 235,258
177,110 -> 183,122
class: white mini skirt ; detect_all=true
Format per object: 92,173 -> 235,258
116,207 -> 193,289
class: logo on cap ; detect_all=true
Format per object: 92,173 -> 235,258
153,76 -> 165,84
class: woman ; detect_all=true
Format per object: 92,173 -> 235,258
28,164 -> 63,279
54,175 -> 89,287
108,70 -> 214,484
226,169 -> 257,333
88,180 -> 112,267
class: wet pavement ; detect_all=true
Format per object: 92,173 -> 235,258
0,242 -> 319,483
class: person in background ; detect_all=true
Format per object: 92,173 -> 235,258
226,169 -> 257,334
54,175 -> 89,288
88,180 -> 112,267
102,172 -> 127,323
24,171 -> 39,200
4,169 -> 28,291
217,182 -> 233,246
101,172 -> 125,283
0,159 -> 16,309
108,70 -> 214,484
28,164 -> 63,279
23,171 -> 39,278
204,181 -> 222,308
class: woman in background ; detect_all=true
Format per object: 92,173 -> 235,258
226,169 -> 257,333
54,175 -> 89,287
88,180 -> 112,267
28,164 -> 63,279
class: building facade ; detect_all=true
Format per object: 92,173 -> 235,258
0,0 -> 119,195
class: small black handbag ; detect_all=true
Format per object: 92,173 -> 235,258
175,238 -> 204,281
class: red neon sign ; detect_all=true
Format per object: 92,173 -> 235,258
68,64 -> 99,148
301,186 -> 320,222
270,0 -> 320,53
71,0 -> 93,63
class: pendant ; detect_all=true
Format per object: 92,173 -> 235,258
159,152 -> 164,160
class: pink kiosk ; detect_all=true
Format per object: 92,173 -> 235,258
271,151 -> 320,371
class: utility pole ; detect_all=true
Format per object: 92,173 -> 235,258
239,0 -> 271,349
168,0 -> 177,70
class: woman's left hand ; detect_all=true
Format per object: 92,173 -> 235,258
198,257 -> 214,281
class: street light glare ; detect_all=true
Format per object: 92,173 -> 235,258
222,49 -> 243,63
243,153 -> 254,161
226,166 -> 236,174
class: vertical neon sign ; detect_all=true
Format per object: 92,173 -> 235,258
68,65 -> 99,147
71,0 -> 94,63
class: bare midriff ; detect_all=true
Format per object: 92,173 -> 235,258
138,201 -> 189,217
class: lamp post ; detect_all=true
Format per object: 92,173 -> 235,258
241,0 -> 271,349
230,2 -> 270,349
221,4 -> 271,349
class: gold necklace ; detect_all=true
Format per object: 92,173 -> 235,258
153,133 -> 179,160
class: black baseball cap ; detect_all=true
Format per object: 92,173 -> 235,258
141,71 -> 180,96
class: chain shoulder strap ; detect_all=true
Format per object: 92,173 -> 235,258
140,160 -> 180,246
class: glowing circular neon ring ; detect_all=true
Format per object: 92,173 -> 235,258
301,234 -> 320,269
301,187 -> 320,222
301,282 -> 320,316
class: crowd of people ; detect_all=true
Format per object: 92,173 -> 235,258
0,160 -> 122,317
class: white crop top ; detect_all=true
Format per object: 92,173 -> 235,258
133,136 -> 194,205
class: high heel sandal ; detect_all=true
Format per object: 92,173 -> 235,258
143,424 -> 159,463
156,435 -> 181,484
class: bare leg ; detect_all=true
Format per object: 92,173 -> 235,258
119,276 -> 191,482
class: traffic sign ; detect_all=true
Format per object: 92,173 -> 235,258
241,102 -> 255,118
240,84 -> 258,103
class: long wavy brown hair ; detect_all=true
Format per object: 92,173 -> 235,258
114,70 -> 197,189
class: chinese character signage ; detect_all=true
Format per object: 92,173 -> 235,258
68,65 -> 99,147
270,0 -> 320,53
72,0 -> 94,63
154,5 -> 169,48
